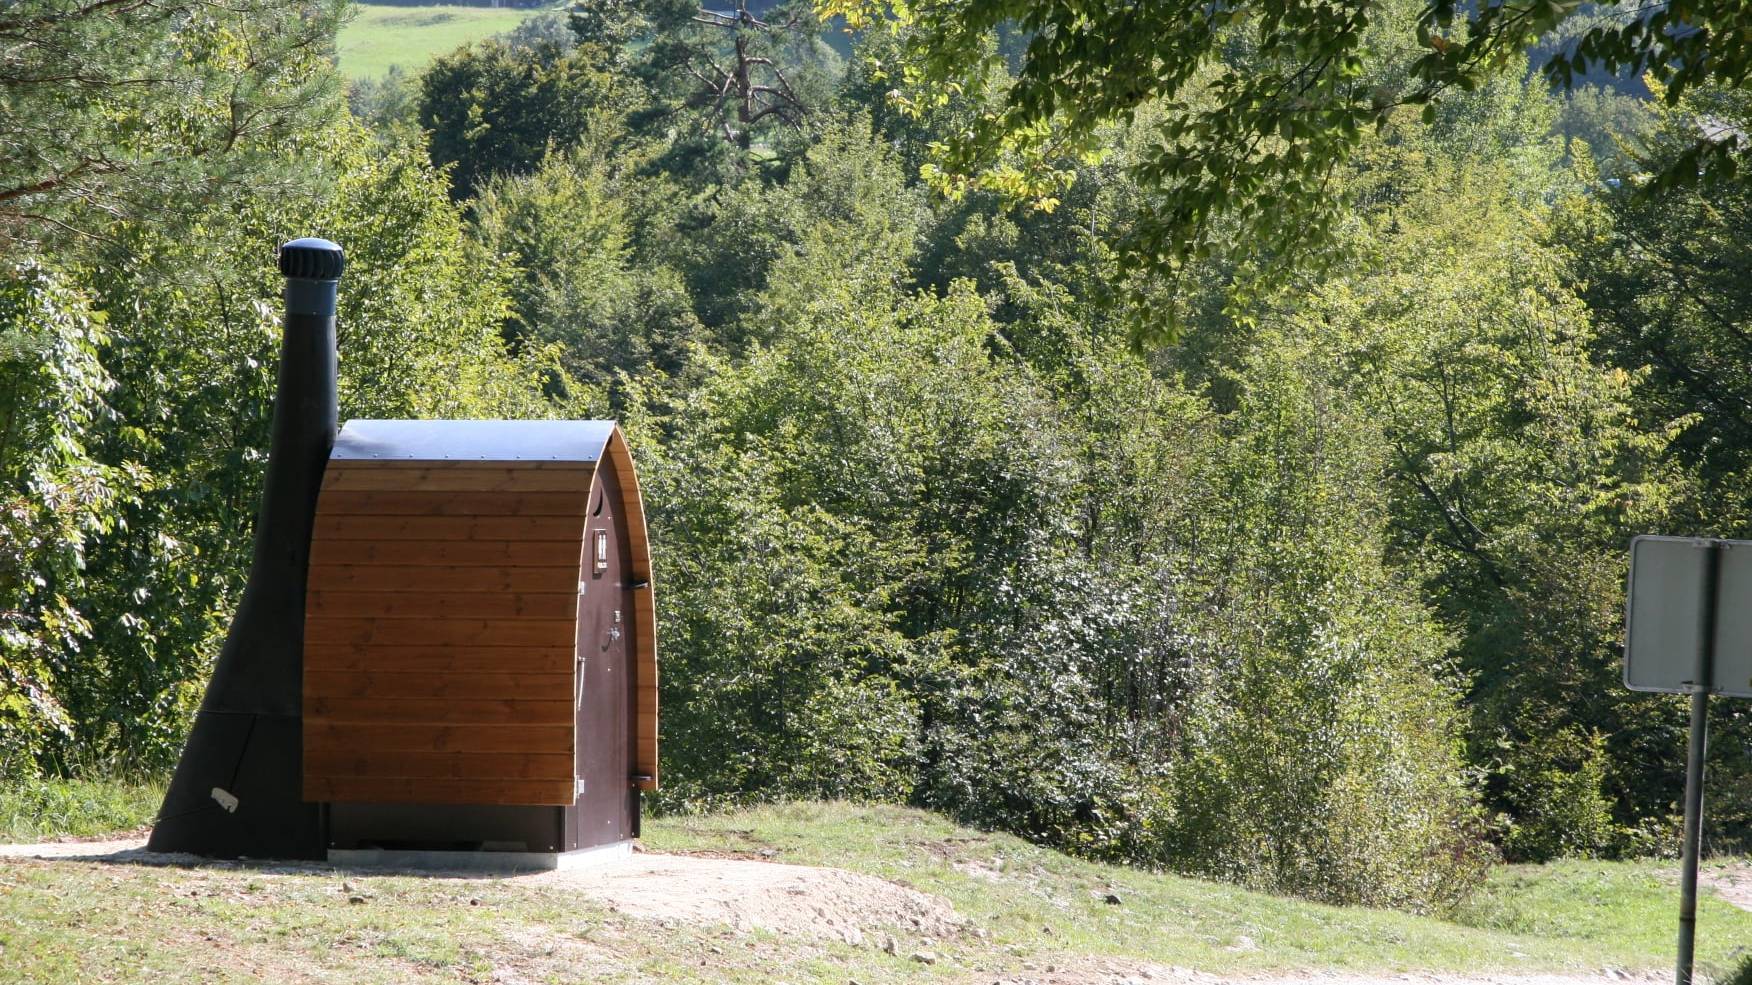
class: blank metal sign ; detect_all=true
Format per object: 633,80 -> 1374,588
1625,535 -> 1752,697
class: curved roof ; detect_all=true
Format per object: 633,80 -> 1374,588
332,419 -> 618,463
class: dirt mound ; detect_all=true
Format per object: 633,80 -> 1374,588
538,851 -> 964,944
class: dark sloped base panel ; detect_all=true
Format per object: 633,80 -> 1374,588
148,712 -> 322,860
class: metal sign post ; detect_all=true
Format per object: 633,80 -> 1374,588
1676,677 -> 1708,985
1625,535 -> 1752,985
1674,543 -> 1717,985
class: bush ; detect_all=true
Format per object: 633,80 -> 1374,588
636,187 -> 1489,909
1152,338 -> 1494,912
1500,729 -> 1627,862
1720,954 -> 1752,985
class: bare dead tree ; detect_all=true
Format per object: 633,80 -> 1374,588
667,0 -> 811,148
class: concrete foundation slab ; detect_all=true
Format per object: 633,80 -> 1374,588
328,839 -> 631,873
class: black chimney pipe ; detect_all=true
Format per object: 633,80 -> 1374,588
147,238 -> 343,859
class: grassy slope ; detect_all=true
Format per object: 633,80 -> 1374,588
337,3 -> 547,80
3,801 -> 1751,983
651,803 -> 1752,976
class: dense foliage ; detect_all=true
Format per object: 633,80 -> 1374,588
5,0 -> 1752,913
0,0 -> 346,240
823,0 -> 1752,328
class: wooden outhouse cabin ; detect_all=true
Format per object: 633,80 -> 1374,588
301,419 -> 656,859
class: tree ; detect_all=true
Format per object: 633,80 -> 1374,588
0,0 -> 344,243
619,113 -> 1489,905
572,0 -> 840,163
657,0 -> 816,146
418,37 -> 616,199
1562,83 -> 1752,508
348,66 -> 421,136
1559,86 -> 1752,849
0,263 -> 137,774
31,123 -> 568,773
821,0 -> 1752,325
1304,149 -> 1687,857
1160,331 -> 1490,909
1553,84 -> 1654,174
471,145 -> 704,389
674,118 -> 928,338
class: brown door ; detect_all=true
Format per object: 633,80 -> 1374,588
573,461 -> 634,848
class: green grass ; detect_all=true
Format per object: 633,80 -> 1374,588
0,776 -> 162,842
3,799 -> 1751,983
337,3 -> 550,81
1456,858 -> 1738,954
650,802 -> 1752,978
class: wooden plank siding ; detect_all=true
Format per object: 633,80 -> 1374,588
308,539 -> 582,568
305,777 -> 577,806
306,722 -> 571,754
306,697 -> 574,724
305,565 -> 580,593
313,515 -> 586,542
305,644 -> 575,674
301,459 -> 592,806
304,671 -> 574,701
306,591 -> 581,620
321,467 -> 596,492
305,617 -> 576,648
305,750 -> 574,780
316,491 -> 589,516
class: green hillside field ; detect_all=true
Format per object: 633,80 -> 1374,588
337,2 -> 551,80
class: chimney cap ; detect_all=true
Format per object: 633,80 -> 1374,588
278,238 -> 345,281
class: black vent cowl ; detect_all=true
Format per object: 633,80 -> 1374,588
277,237 -> 345,281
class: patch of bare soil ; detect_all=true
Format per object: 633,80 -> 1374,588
1235,974 -> 1664,985
536,851 -> 966,945
982,960 -> 1665,985
481,926 -> 624,985
1702,862 -> 1752,913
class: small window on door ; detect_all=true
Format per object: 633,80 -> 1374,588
594,529 -> 609,574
